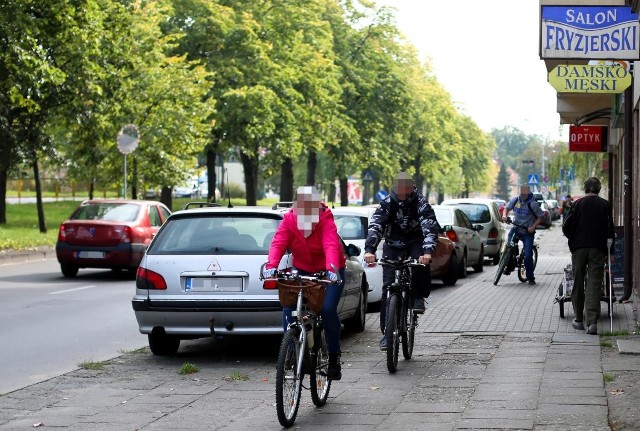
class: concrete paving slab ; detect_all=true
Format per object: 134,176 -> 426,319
617,339 -> 640,354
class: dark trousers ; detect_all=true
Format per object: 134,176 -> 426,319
571,248 -> 605,326
379,242 -> 431,334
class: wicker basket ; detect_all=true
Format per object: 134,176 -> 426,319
278,280 -> 326,313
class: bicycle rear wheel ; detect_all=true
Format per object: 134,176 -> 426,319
385,294 -> 400,373
493,247 -> 512,286
402,305 -> 416,360
310,326 -> 331,407
517,246 -> 538,282
276,328 -> 303,428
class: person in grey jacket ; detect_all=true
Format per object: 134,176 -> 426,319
363,172 -> 440,351
562,177 -> 615,335
501,185 -> 544,284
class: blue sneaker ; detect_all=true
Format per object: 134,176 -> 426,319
379,336 -> 387,351
412,298 -> 426,313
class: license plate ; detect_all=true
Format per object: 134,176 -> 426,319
77,251 -> 105,259
185,277 -> 243,292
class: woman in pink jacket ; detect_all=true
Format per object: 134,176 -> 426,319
264,186 -> 346,380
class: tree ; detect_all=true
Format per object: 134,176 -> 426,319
496,162 -> 510,200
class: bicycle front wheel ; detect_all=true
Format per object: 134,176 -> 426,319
276,328 -> 303,428
310,327 -> 331,406
494,247 -> 512,286
385,294 -> 400,373
402,304 -> 416,360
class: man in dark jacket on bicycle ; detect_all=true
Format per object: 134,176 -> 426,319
363,172 -> 440,351
501,185 -> 544,284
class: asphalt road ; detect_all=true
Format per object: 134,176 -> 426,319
0,260 -> 145,395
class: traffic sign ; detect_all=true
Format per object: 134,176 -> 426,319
527,174 -> 539,185
376,190 -> 388,201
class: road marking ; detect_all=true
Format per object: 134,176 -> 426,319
50,285 -> 97,295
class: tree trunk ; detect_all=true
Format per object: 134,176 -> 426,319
280,158 -> 294,201
306,151 -> 317,186
372,176 -> 381,203
206,147 -> 217,202
240,151 -> 258,206
0,165 -> 7,224
89,179 -> 94,200
437,191 -> 444,205
339,176 -> 348,206
160,186 -> 172,209
32,153 -> 47,233
328,181 -> 336,208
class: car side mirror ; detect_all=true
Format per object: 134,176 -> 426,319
442,225 -> 453,232
346,243 -> 361,257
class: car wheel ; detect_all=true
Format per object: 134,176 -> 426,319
61,263 -> 79,278
473,246 -> 484,273
344,281 -> 367,333
459,253 -> 468,278
148,332 -> 180,356
441,253 -> 458,286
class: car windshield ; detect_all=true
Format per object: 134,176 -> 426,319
433,208 -> 453,225
334,215 -> 367,239
454,204 -> 491,223
148,214 -> 281,255
71,203 -> 140,222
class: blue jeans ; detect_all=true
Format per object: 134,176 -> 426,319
282,268 -> 345,354
508,228 -> 535,280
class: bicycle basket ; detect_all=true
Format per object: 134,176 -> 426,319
277,280 -> 326,313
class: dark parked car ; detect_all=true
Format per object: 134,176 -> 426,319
56,199 -> 171,277
432,205 -> 484,278
131,206 -> 368,355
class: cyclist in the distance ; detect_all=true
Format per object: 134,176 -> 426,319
263,186 -> 345,380
363,172 -> 440,351
501,185 -> 544,284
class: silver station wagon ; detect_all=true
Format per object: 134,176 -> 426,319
131,205 -> 367,355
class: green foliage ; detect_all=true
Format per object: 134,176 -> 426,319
177,362 -> 199,375
79,360 -> 105,371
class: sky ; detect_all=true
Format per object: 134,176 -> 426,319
379,0 -> 567,141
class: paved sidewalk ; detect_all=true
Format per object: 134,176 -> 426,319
1,224 -> 638,430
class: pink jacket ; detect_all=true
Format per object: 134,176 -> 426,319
267,204 -> 345,273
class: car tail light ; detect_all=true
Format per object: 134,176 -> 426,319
488,227 -> 498,239
58,224 -> 66,241
136,267 -> 167,290
263,279 -> 278,290
446,230 -> 458,242
120,226 -> 132,243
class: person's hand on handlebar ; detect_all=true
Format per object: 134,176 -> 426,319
419,254 -> 432,265
262,267 -> 277,279
364,252 -> 376,264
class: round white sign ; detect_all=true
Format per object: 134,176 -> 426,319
117,124 -> 140,154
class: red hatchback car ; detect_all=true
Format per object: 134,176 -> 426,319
56,199 -> 171,278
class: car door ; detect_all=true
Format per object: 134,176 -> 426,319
456,210 -> 481,262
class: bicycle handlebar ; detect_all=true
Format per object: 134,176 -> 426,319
505,217 -> 531,232
377,257 -> 428,268
259,262 -> 341,284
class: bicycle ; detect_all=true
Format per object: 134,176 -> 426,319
260,266 -> 338,428
378,257 -> 426,373
493,218 -> 539,286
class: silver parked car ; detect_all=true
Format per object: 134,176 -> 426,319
332,206 -> 383,305
439,198 -> 506,265
132,206 -> 368,355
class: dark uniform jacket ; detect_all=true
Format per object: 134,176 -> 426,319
563,194 -> 614,253
364,188 -> 440,255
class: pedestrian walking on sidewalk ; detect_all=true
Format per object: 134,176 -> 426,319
363,172 -> 440,351
501,185 -> 544,284
562,177 -> 614,335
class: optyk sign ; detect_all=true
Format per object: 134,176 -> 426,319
569,125 -> 607,152
540,6 -> 640,60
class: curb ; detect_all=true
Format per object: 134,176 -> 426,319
0,246 -> 56,266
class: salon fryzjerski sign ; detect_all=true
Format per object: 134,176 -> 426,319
540,6 -> 640,60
